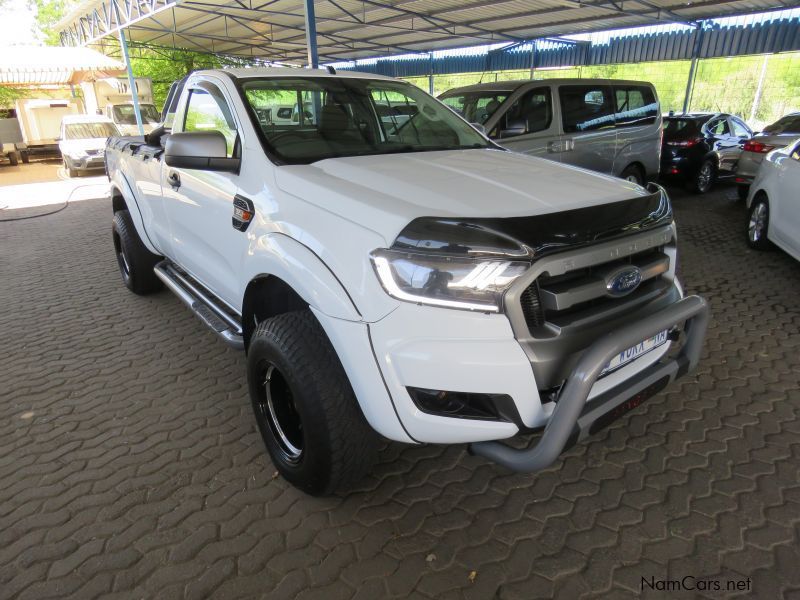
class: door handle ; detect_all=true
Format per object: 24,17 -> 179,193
167,171 -> 181,190
547,141 -> 562,153
548,140 -> 575,153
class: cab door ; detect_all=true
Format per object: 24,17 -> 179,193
486,85 -> 560,160
162,78 -> 245,307
556,84 -> 616,175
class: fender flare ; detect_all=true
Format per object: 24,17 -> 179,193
240,232 -> 361,322
110,174 -> 161,256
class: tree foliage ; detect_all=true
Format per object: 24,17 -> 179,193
29,0 -> 78,45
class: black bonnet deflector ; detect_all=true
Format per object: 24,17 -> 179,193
392,186 -> 672,260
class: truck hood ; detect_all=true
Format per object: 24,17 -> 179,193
275,148 -> 651,244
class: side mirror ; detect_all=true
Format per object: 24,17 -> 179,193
164,131 -> 239,173
499,119 -> 527,139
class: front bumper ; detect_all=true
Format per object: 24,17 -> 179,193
468,295 -> 709,472
66,155 -> 105,170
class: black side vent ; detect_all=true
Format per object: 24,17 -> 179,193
519,283 -> 545,330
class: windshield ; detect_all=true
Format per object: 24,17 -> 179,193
64,122 -> 119,139
763,114 -> 800,134
439,90 -> 511,124
241,77 -> 490,164
112,103 -> 161,125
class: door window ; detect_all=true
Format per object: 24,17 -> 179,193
613,85 -> 658,127
183,87 -> 238,157
707,118 -> 730,136
494,87 -> 552,138
730,117 -> 751,138
559,85 -> 615,133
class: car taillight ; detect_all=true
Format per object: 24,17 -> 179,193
666,138 -> 701,147
742,140 -> 775,153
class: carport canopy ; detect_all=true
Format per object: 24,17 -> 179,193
56,0 -> 794,66
0,46 -> 125,86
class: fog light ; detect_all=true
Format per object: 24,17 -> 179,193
407,387 -> 512,421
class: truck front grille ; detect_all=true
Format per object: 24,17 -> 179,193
522,246 -> 671,337
503,222 -> 678,392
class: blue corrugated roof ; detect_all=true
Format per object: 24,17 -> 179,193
336,14 -> 800,78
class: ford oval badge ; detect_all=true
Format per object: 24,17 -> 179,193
606,266 -> 643,297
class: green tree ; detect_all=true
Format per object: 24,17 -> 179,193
29,0 -> 78,45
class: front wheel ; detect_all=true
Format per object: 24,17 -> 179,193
747,196 -> 771,250
247,310 -> 378,496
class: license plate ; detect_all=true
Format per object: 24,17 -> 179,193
601,330 -> 669,376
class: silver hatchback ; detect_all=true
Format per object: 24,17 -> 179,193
440,78 -> 662,186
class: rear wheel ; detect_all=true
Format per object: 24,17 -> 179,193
20,151 -> 30,164
112,209 -> 163,294
8,152 -> 18,166
247,310 -> 378,496
747,196 -> 771,250
737,185 -> 749,202
689,159 -> 716,194
620,164 -> 645,186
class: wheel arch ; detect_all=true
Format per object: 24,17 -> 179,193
621,161 -> 646,182
111,185 -> 127,213
241,276 -> 308,349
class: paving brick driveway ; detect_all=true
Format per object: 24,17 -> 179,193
1,184 -> 798,599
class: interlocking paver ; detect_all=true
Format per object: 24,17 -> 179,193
1,183 -> 799,599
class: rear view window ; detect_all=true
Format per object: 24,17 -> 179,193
663,118 -> 700,139
614,86 -> 658,127
559,85 -> 615,133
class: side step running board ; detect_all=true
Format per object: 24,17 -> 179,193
154,261 -> 245,350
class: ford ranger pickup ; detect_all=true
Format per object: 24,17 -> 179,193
105,68 -> 709,496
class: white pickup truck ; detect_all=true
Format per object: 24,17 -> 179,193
105,68 -> 708,496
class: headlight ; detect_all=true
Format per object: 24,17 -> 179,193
370,249 -> 529,312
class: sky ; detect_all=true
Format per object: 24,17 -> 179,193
0,0 -> 38,46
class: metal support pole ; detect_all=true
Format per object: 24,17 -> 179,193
118,27 -> 144,135
303,0 -> 319,68
749,54 -> 769,124
682,24 -> 704,114
428,53 -> 434,95
529,41 -> 536,79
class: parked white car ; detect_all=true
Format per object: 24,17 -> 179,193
59,115 -> 120,177
746,138 -> 800,261
105,68 -> 708,496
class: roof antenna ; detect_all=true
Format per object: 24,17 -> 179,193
326,65 -> 336,74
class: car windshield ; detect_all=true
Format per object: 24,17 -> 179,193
763,114 -> 800,134
112,103 -> 161,125
439,90 -> 512,124
64,122 -> 119,139
241,77 -> 490,164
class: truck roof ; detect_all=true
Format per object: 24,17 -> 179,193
195,67 -> 396,82
440,78 -> 656,95
61,114 -> 115,124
